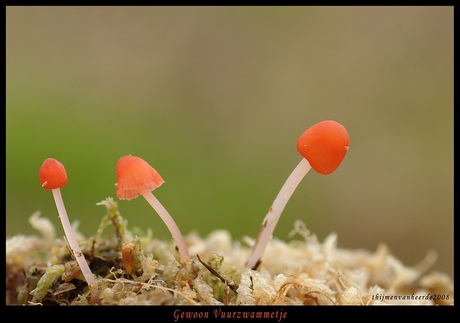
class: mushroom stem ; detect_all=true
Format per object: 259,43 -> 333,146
140,189 -> 190,264
246,158 -> 312,269
51,188 -> 97,287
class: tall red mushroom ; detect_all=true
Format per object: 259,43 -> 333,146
39,158 -> 98,299
115,155 -> 191,265
246,120 -> 350,269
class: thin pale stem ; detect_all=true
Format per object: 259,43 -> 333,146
246,158 -> 312,269
141,190 -> 191,264
51,189 -> 97,286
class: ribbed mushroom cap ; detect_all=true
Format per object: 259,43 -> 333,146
116,155 -> 164,200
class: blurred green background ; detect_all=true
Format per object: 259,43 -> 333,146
6,7 -> 453,277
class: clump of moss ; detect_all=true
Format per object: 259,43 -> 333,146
6,198 -> 453,305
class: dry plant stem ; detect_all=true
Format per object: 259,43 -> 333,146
246,158 -> 312,269
51,188 -> 97,287
197,254 -> 239,293
141,189 -> 191,264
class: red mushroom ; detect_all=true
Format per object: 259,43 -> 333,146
115,155 -> 190,265
39,158 -> 98,293
246,120 -> 350,269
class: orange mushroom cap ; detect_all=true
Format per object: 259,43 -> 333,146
296,120 -> 350,175
39,158 -> 68,189
116,155 -> 165,201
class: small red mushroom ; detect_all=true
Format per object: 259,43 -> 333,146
296,120 -> 350,175
246,120 -> 350,269
39,158 -> 97,292
115,155 -> 190,265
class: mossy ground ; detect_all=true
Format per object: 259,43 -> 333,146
6,198 -> 453,306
